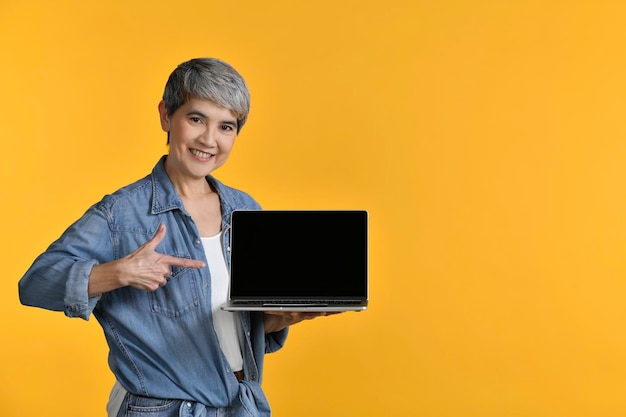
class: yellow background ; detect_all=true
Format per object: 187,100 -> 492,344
2,0 -> 626,416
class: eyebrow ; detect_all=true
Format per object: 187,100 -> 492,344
186,110 -> 238,128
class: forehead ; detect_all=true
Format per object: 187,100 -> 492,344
179,97 -> 237,120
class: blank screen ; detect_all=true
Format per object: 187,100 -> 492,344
229,210 -> 368,299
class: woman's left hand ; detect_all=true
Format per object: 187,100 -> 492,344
263,311 -> 338,333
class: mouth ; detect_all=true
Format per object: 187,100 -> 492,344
190,148 -> 215,160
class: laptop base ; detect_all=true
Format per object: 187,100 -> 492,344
221,301 -> 367,312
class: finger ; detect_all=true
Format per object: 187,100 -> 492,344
146,276 -> 168,291
263,311 -> 293,316
294,312 -> 322,321
160,254 -> 205,269
145,224 -> 167,251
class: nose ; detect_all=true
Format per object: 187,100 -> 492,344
199,126 -> 218,147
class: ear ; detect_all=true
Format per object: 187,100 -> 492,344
158,101 -> 170,132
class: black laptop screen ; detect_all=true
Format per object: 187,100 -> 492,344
229,210 -> 368,299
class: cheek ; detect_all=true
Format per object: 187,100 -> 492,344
219,138 -> 236,153
172,129 -> 195,147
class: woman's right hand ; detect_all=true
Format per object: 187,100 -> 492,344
87,224 -> 205,296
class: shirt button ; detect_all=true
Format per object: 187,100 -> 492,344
195,240 -> 201,246
186,402 -> 192,408
227,246 -> 231,251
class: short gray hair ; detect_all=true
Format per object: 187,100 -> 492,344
162,58 -> 250,133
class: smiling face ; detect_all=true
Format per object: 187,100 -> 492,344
159,97 -> 238,185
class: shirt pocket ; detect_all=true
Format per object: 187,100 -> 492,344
148,252 -> 200,318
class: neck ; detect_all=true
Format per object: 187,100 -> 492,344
164,163 -> 213,198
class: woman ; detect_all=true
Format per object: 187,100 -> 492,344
19,58 -> 324,417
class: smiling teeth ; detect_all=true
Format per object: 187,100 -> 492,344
191,149 -> 213,158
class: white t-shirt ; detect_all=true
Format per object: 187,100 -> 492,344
203,232 -> 243,371
107,232 -> 242,416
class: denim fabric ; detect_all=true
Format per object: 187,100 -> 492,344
117,381 -> 270,417
19,156 -> 288,413
118,394 -> 180,417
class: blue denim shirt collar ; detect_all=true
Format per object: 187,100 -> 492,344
150,156 -> 185,215
150,155 -> 242,221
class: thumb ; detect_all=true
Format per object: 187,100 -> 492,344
145,224 -> 167,250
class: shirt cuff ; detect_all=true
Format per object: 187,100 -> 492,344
265,327 -> 289,353
63,260 -> 101,320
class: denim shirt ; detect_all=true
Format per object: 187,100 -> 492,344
19,156 -> 288,412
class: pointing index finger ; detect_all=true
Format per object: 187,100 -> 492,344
160,254 -> 205,269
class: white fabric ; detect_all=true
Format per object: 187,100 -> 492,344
203,232 -> 244,372
106,379 -> 126,417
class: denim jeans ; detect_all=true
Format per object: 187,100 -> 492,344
116,393 -> 258,417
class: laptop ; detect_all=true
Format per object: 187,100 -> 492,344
221,210 -> 368,312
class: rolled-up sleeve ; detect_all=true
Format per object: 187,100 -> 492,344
62,258 -> 101,319
18,204 -> 113,320
265,328 -> 289,353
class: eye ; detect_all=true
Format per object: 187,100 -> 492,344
190,116 -> 203,124
221,124 -> 235,131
